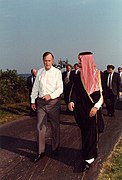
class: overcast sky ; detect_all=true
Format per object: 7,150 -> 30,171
0,0 -> 122,73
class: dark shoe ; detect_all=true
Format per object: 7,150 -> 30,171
33,152 -> 45,162
80,164 -> 87,172
73,160 -> 84,173
111,113 -> 114,117
80,161 -> 90,172
52,147 -> 59,155
108,113 -> 114,117
85,161 -> 90,170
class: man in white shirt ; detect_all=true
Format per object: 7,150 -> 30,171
31,52 -> 63,162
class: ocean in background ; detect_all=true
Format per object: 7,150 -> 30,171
19,74 -> 30,78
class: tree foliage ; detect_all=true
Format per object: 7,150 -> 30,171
0,69 -> 28,104
53,58 -> 69,71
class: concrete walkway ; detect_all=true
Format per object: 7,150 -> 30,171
0,104 -> 122,180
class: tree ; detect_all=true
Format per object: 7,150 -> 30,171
53,58 -> 69,71
0,69 -> 28,104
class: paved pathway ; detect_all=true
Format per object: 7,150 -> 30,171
0,104 -> 122,180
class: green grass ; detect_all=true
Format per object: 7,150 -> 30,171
98,136 -> 122,180
0,97 -> 65,125
0,102 -> 30,125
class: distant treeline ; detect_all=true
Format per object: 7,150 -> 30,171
0,69 -> 28,105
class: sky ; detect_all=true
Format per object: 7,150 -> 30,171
0,0 -> 122,73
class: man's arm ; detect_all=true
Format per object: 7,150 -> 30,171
117,74 -> 121,92
50,71 -> 63,99
31,73 -> 39,103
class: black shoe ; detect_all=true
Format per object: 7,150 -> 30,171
80,161 -> 90,172
85,161 -> 90,170
52,147 -> 59,155
33,152 -> 45,162
73,160 -> 84,173
108,113 -> 114,117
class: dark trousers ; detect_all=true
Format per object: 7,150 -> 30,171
36,97 -> 60,154
105,89 -> 117,115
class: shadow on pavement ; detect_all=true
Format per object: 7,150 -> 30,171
0,135 -> 84,172
0,135 -> 37,159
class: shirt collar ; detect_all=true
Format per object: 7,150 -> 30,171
43,66 -> 54,73
109,72 -> 114,77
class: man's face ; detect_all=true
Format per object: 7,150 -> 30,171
43,54 -> 53,70
74,65 -> 79,70
118,68 -> 122,73
78,55 -> 82,68
32,69 -> 37,76
66,65 -> 72,72
107,68 -> 114,74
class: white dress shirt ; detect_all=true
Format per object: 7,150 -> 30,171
67,71 -> 70,79
94,93 -> 103,110
31,66 -> 63,103
107,73 -> 113,88
75,69 -> 79,74
93,74 -> 104,110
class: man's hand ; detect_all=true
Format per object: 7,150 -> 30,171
119,91 -> 122,97
89,107 -> 98,117
42,94 -> 51,101
68,102 -> 75,111
31,103 -> 36,111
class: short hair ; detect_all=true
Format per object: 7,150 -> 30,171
107,65 -> 115,70
66,64 -> 72,68
118,67 -> 122,70
43,51 -> 54,60
31,68 -> 36,73
74,63 -> 78,67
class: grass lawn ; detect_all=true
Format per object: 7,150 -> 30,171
0,102 -> 30,125
98,136 -> 122,180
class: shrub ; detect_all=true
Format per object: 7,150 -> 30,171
0,69 -> 28,104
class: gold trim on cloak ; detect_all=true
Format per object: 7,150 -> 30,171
80,70 -> 103,103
